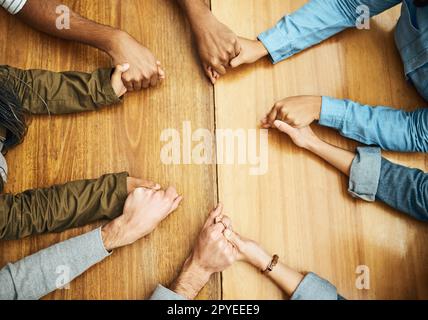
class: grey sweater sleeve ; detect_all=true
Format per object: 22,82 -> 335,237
0,227 -> 110,300
149,285 -> 186,300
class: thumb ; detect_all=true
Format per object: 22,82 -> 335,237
157,61 -> 166,80
273,120 -> 294,136
112,63 -> 130,79
205,65 -> 217,84
111,63 -> 130,81
223,229 -> 245,251
230,54 -> 244,68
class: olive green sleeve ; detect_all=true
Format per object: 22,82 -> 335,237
0,172 -> 128,240
0,65 -> 121,115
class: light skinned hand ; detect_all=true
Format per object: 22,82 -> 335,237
101,187 -> 183,251
126,177 -> 161,194
262,96 -> 323,129
111,63 -> 130,97
193,12 -> 241,84
170,204 -> 237,299
230,37 -> 268,68
109,31 -> 165,91
273,120 -> 321,150
224,229 -> 272,271
189,203 -> 238,276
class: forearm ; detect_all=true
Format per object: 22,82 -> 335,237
246,247 -> 335,299
320,97 -> 428,152
258,0 -> 400,63
0,172 -> 128,240
176,0 -> 211,29
169,256 -> 211,300
0,228 -> 110,300
16,0 -> 120,53
307,138 -> 354,176
266,263 -> 304,297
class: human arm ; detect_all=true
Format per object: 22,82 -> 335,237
319,96 -> 428,153
262,95 -> 428,153
223,229 -> 340,300
6,0 -> 164,91
0,173 -> 163,240
0,65 -> 131,115
0,185 -> 182,300
273,121 -> 428,221
176,0 -> 240,84
150,204 -> 237,300
231,0 -> 401,67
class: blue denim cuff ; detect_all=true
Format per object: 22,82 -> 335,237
149,285 -> 187,300
291,273 -> 338,300
348,147 -> 382,202
319,96 -> 348,129
258,26 -> 289,64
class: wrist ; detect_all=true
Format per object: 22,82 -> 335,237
171,255 -> 211,300
312,96 -> 323,121
126,177 -> 139,194
184,255 -> 212,283
249,250 -> 272,271
101,218 -> 124,251
255,41 -> 269,59
105,29 -> 129,59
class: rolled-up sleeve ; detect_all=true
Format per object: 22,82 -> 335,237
348,147 -> 382,202
291,273 -> 339,300
149,285 -> 186,301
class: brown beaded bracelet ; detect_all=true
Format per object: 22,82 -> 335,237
262,254 -> 279,274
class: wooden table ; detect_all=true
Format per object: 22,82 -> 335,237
0,0 -> 427,300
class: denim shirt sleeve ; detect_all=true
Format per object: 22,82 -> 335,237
290,273 -> 339,300
349,147 -> 382,202
320,96 -> 428,152
0,228 -> 110,300
377,158 -> 428,222
258,0 -> 401,64
348,147 -> 428,221
149,285 -> 186,300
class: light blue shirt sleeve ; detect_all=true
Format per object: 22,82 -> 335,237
291,273 -> 339,300
319,96 -> 428,152
258,0 -> 401,64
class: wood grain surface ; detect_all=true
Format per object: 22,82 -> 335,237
212,0 -> 428,300
0,0 -> 427,300
0,0 -> 220,300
